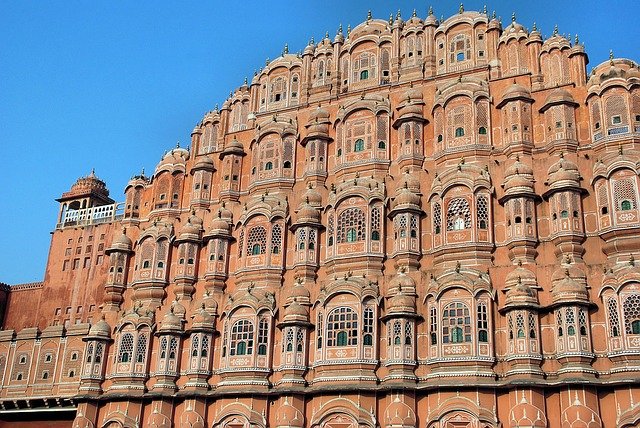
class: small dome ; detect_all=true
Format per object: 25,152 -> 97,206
296,202 -> 321,224
302,186 -> 323,207
87,317 -> 111,340
107,228 -> 132,253
393,186 -> 421,209
547,157 -> 580,188
209,213 -> 231,236
505,264 -> 537,287
400,169 -> 421,193
540,88 -> 577,112
159,309 -> 183,333
220,138 -> 245,158
388,271 -> 416,292
309,106 -> 330,122
191,305 -> 215,332
155,147 -> 189,174
178,213 -> 203,241
387,293 -> 416,314
498,83 -> 532,107
551,265 -> 589,304
385,396 -> 417,427
504,174 -> 534,193
505,282 -> 538,307
290,283 -> 311,302
193,156 -> 215,171
505,158 -> 534,177
284,300 -> 308,318
276,398 -> 304,428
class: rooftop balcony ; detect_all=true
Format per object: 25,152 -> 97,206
56,202 -> 124,229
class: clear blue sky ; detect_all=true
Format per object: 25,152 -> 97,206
1,1 -> 638,284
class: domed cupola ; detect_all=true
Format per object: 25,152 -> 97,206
540,88 -> 578,113
191,304 -> 216,333
502,157 -> 536,197
545,155 -> 581,192
219,138 -> 245,159
294,199 -> 321,227
206,211 -> 231,239
304,106 -> 331,141
155,145 -> 189,175
499,13 -> 528,45
504,265 -> 540,309
384,396 -> 417,428
551,263 -> 589,305
176,212 -> 203,243
497,83 -> 533,108
107,228 -> 133,254
86,316 -> 112,341
158,305 -> 184,335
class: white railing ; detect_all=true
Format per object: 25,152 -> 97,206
57,202 -> 124,229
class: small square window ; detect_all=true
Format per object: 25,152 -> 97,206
478,51 -> 484,57
612,115 -> 622,124
65,248 -> 71,256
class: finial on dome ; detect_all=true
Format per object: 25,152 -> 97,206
243,76 -> 247,85
575,34 -> 580,45
367,10 -> 372,21
610,49 -> 615,64
553,24 -> 558,36
176,141 -> 180,148
619,145 -> 623,155
492,10 -> 496,19
511,12 -> 516,22
283,43 -> 289,55
396,9 -> 401,19
428,5 -> 433,16
347,24 -> 351,36
254,69 -> 257,76
214,103 -> 219,111
532,22 -> 537,32
265,57 -> 270,66
141,167 -> 145,176
483,4 -> 487,15
389,13 -> 393,25
412,9 -> 417,17
337,23 -> 343,35
459,3 -> 464,14
325,30 -> 329,39
89,168 -> 95,177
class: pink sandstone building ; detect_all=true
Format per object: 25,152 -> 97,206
1,6 -> 640,428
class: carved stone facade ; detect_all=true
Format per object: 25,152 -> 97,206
2,6 -> 640,428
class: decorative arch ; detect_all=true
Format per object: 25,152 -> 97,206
310,397 -> 376,428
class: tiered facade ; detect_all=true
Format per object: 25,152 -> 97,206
2,6 -> 640,428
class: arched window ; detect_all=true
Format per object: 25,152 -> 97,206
135,333 -> 147,363
283,161 -> 292,168
337,207 -> 366,243
327,307 -> 358,346
455,127 -> 465,137
442,302 -> 471,344
247,226 -> 267,256
477,303 -> 489,342
118,333 -> 134,363
354,139 -> 365,152
447,198 -> 471,231
430,307 -> 438,344
560,210 -> 569,218
378,141 -> 386,149
621,200 -> 633,211
363,306 -> 374,346
360,70 -> 369,80
230,319 -> 254,356
265,161 -> 273,170
257,317 -> 269,355
478,126 -> 487,135
624,294 -> 640,334
371,230 -> 380,241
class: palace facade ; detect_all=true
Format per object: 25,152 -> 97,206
2,6 -> 640,428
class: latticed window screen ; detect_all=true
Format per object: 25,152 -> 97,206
317,313 -> 323,349
271,224 -> 282,254
95,342 -> 104,363
327,214 -> 334,246
297,229 -> 306,250
309,229 -> 316,248
442,302 -> 471,343
591,99 -> 602,129
404,321 -> 412,345
392,320 -> 402,345
238,230 -> 244,257
565,307 -> 576,336
247,226 -> 267,255
296,328 -> 304,352
230,319 -> 254,356
135,333 -> 148,363
447,198 -> 471,230
477,195 -> 489,229
201,335 -> 209,358
376,116 -> 388,147
118,333 -> 134,363
556,309 -> 564,336
528,313 -> 537,338
433,202 -> 442,234
169,337 -> 177,360
607,297 -> 621,337
284,328 -> 294,352
508,314 -> 514,340
160,337 -> 168,358
623,294 -> 640,334
191,335 -> 199,357
605,94 -> 628,125
515,313 -> 525,338
337,208 -> 366,243
578,308 -> 588,335
327,307 -> 358,347
613,179 -> 638,210
371,207 -> 381,239
597,182 -> 609,213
